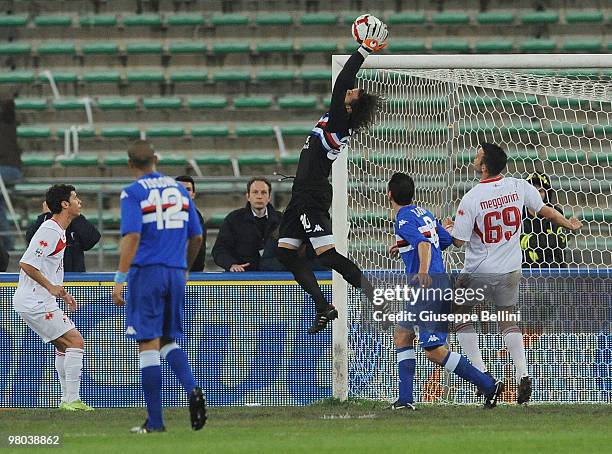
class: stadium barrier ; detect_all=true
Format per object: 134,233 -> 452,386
0,271 -> 610,408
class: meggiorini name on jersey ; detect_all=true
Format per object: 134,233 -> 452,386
372,310 -> 521,324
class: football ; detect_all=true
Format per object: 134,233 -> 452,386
351,14 -> 371,44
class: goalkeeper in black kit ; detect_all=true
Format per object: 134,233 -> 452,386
276,16 -> 388,334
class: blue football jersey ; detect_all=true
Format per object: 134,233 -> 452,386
120,172 -> 202,268
394,205 -> 452,274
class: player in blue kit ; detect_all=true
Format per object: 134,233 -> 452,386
385,172 -> 504,409
111,140 -> 206,433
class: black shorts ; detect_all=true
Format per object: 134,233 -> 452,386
278,204 -> 334,249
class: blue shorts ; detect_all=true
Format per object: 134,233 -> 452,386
125,265 -> 186,341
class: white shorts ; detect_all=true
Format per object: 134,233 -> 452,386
461,270 -> 521,308
18,309 -> 76,343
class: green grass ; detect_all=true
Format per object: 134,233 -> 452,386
2,400 -> 611,453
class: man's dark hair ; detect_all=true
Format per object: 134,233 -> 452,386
127,139 -> 155,169
46,184 -> 75,214
176,175 -> 195,192
349,91 -> 382,132
480,142 -> 507,176
247,177 -> 271,194
388,173 -> 415,205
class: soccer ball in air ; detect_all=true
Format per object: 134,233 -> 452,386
351,14 -> 372,44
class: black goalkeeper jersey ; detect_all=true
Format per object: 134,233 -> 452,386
289,50 -> 366,211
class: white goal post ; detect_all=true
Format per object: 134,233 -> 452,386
331,54 -> 612,402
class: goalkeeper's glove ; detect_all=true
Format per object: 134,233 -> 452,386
360,16 -> 388,53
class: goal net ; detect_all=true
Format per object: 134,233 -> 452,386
332,55 -> 612,404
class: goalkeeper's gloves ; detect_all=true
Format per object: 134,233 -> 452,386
360,16 -> 388,53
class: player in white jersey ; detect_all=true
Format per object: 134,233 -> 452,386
13,184 -> 93,411
445,143 -> 582,404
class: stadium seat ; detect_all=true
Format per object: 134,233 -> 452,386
82,42 -> 119,55
475,39 -> 513,53
431,40 -> 470,52
387,12 -> 426,25
388,40 -> 426,52
58,153 -> 99,167
255,13 -> 293,26
146,125 -> 184,137
588,151 -> 612,165
500,94 -> 538,106
342,40 -> 360,53
193,153 -> 233,166
122,14 -> 162,27
126,42 -> 164,54
563,39 -> 602,52
213,70 -> 250,82
166,13 -> 205,26
503,120 -> 543,134
280,124 -> 311,136
565,11 -> 604,23
558,69 -> 601,79
22,152 -> 55,166
41,71 -> 78,83
431,12 -> 470,24
97,97 -> 138,110
342,13 -> 361,25
300,13 -> 337,25
278,95 -> 317,109
476,12 -> 514,24
256,70 -> 294,81
187,96 -> 227,109
157,153 -> 188,165
190,125 -> 229,137
519,39 -> 557,52
547,150 -> 587,163
548,97 -> 594,109
521,11 -> 559,24
58,126 -> 95,138
546,122 -> 588,135
212,42 -> 250,54
143,97 -> 182,109
103,155 -> 128,166
17,125 -> 51,138
238,154 -> 277,165
0,15 -> 28,27
169,41 -> 207,54
211,14 -> 249,26
298,41 -> 337,53
566,208 -> 612,223
127,70 -> 165,82
0,71 -> 34,83
15,98 -> 47,110
300,69 -> 331,81
594,125 -> 612,137
79,14 -> 117,27
101,126 -> 140,138
53,98 -> 87,110
0,42 -> 31,55
37,41 -> 76,55
233,96 -> 273,109
34,15 -> 72,26
280,154 -> 300,165
460,96 -> 496,107
507,149 -> 540,161
169,70 -> 208,82
235,124 -> 275,137
256,41 -> 294,53
208,213 -> 227,228
83,70 -> 121,83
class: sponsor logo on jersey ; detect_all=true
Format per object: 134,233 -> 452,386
457,209 -> 465,216
34,248 -> 44,257
39,240 -> 48,247
398,219 -> 408,227
427,334 -> 439,343
44,312 -> 54,320
126,326 -> 137,335
313,224 -> 324,232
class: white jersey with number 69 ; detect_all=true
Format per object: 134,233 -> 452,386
453,175 -> 545,274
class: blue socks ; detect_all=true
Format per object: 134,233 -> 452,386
139,350 -> 164,430
161,342 -> 197,395
397,347 -> 415,404
443,351 -> 495,395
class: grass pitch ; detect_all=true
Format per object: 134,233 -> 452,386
2,400 -> 611,453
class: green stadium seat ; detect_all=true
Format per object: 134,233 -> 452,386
588,151 -> 612,165
519,39 -> 557,52
0,15 -> 28,27
101,126 -> 140,138
233,96 -> 273,108
208,213 -> 227,228
547,150 -> 587,163
97,96 -> 138,110
103,155 -> 128,166
431,40 -> 470,52
255,13 -> 293,26
388,40 -> 426,53
127,70 -> 165,82
563,39 -> 602,52
58,153 -> 99,167
387,12 -> 426,25
431,12 -> 470,24
41,71 -> 77,83
238,154 -> 277,165
81,42 -> 119,54
17,126 -> 51,138
79,14 -> 117,27
211,14 -> 249,26
53,98 -> 86,110
342,13 -> 361,25
299,41 -> 337,53
507,149 -> 539,161
58,126 -> 95,138
500,94 -> 538,106
457,121 -> 496,134
323,96 -> 331,108
166,13 -> 205,26
593,125 -> 612,137
22,152 -> 55,166
280,154 -> 300,165
193,154 -> 232,166
157,153 -> 187,165
122,14 -> 162,27
278,95 -> 317,109
143,97 -> 182,109
548,97 -> 594,109
546,122 -> 587,135
126,42 -> 164,54
83,70 -> 121,83
235,124 -> 274,137
342,40 -> 360,53
190,125 -> 229,137
213,70 -> 250,82
300,69 -> 331,80
146,125 -> 184,137
300,13 -> 337,25
187,96 -> 227,109
34,15 -> 72,27
169,70 -> 207,82
460,96 -> 496,107
475,39 -> 513,53
0,42 -> 31,55
502,120 -> 542,134
37,41 -> 76,55
15,98 -> 47,110
476,12 -> 514,24
558,69 -> 601,79
565,11 -> 604,23
212,42 -> 250,54
280,124 -> 311,136
256,70 -> 294,81
256,41 -> 293,53
168,41 -> 207,54
566,208 -> 612,223
521,11 -> 559,24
